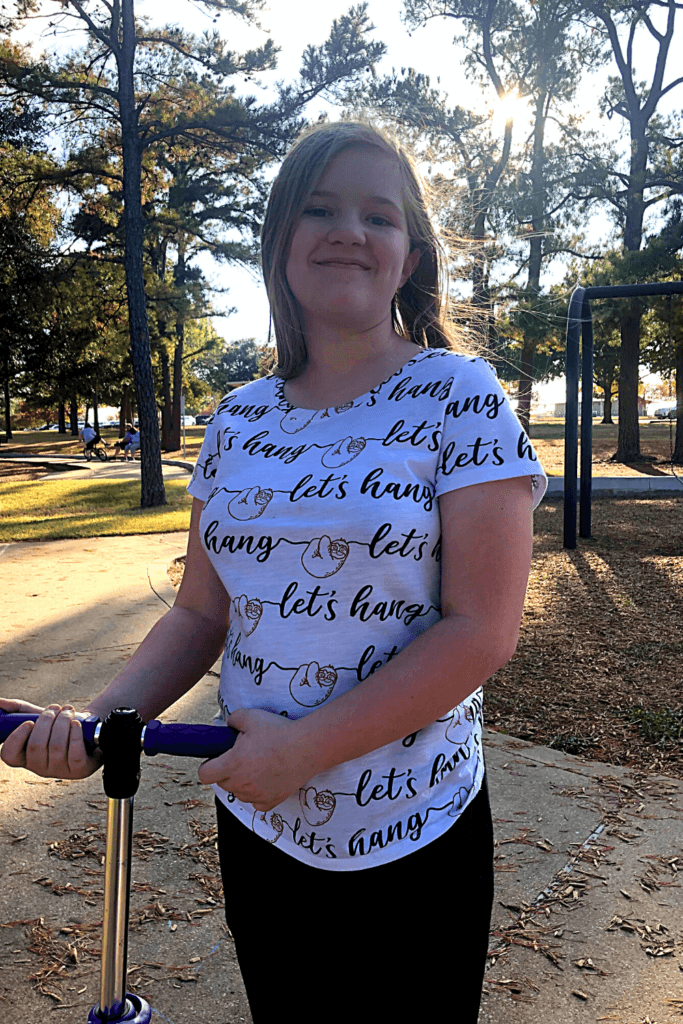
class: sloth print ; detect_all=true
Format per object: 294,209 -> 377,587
299,786 -> 336,826
232,595 -> 263,636
447,783 -> 474,817
280,407 -> 320,434
228,486 -> 273,521
290,662 -> 338,707
445,704 -> 475,746
321,436 -> 366,468
252,810 -> 284,844
301,536 -> 349,578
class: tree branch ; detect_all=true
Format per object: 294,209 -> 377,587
64,0 -> 119,56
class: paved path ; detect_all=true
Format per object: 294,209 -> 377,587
0,537 -> 682,1023
0,453 -> 192,481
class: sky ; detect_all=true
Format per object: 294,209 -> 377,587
16,0 -> 683,407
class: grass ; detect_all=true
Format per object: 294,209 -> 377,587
0,478 -> 192,541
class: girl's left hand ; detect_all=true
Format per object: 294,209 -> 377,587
197,709 -> 315,812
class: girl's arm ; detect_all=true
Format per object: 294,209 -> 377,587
198,475 -> 534,810
1,499 -> 230,779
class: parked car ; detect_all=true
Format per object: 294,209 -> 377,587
194,414 -> 213,425
180,415 -> 196,427
655,406 -> 677,419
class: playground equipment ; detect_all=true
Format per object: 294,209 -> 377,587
0,708 -> 238,1023
563,281 -> 683,549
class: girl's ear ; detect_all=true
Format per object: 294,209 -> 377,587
399,247 -> 422,287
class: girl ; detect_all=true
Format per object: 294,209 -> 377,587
1,120 -> 547,1021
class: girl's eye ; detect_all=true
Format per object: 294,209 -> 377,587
368,215 -> 392,227
302,207 -> 330,217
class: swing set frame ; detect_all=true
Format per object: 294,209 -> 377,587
563,281 -> 683,549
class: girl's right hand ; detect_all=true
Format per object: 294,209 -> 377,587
0,699 -> 103,780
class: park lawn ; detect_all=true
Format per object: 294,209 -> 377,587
0,478 -> 192,541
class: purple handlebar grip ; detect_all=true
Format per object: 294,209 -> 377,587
142,721 -> 239,759
0,712 -> 99,752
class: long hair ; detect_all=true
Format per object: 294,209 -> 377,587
260,120 -> 472,379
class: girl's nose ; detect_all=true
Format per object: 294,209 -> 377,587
326,211 -> 365,244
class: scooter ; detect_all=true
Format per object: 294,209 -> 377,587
0,708 -> 238,1023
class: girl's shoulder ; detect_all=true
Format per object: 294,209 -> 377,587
406,347 -> 500,382
214,375 -> 277,417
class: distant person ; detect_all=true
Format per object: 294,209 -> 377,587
113,424 -> 139,461
79,422 -> 100,454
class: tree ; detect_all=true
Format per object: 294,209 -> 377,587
2,1 -> 385,504
0,118 -> 66,438
577,0 -> 683,461
194,337 -> 271,396
402,0 -> 608,431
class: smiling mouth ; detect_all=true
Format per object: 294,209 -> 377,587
316,260 -> 369,269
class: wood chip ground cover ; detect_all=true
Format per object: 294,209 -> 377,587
1,790 -> 227,1008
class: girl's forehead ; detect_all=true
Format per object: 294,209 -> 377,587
312,144 -> 404,200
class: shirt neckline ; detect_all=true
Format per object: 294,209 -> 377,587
274,346 -> 435,413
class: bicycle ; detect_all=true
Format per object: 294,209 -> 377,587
0,708 -> 237,1024
83,440 -> 110,462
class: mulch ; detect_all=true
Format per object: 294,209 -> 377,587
487,498 -> 683,779
168,496 -> 683,780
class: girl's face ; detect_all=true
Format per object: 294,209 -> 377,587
285,144 -> 420,334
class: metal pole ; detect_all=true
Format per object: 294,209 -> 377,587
564,287 -> 584,549
580,296 -> 594,539
99,798 -> 134,1020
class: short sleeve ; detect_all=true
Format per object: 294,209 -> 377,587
435,357 -> 547,511
186,412 -> 221,503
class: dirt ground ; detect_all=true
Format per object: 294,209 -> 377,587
168,495 -> 683,781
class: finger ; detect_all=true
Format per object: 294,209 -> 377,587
0,720 -> 34,768
47,708 -> 75,775
67,719 -> 85,775
0,698 -> 45,715
197,751 -> 232,786
24,705 -> 61,775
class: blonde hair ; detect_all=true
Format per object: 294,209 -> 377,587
260,120 -> 472,379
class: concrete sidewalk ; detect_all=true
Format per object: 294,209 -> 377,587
0,453 -> 192,481
0,536 -> 682,1023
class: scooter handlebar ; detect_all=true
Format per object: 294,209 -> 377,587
0,711 -> 238,760
142,720 -> 238,759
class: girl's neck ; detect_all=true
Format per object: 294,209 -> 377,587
284,320 -> 419,410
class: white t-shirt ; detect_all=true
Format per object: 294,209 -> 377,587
187,347 -> 547,871
81,426 -> 96,443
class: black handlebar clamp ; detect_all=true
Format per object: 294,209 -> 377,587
99,708 -> 145,800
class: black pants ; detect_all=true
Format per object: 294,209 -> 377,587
216,774 -> 494,1023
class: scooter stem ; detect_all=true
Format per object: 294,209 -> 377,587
87,708 -> 151,1024
100,797 -> 134,1020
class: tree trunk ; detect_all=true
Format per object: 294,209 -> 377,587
673,334 -> 683,465
92,392 -> 99,434
601,386 -> 614,425
160,348 -> 172,451
70,394 -> 78,435
2,357 -> 11,439
118,0 -> 165,507
614,126 -> 648,462
516,339 -> 534,434
169,240 -> 186,453
613,297 -> 643,461
515,85 -> 547,436
119,384 -> 133,437
58,402 -> 66,434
